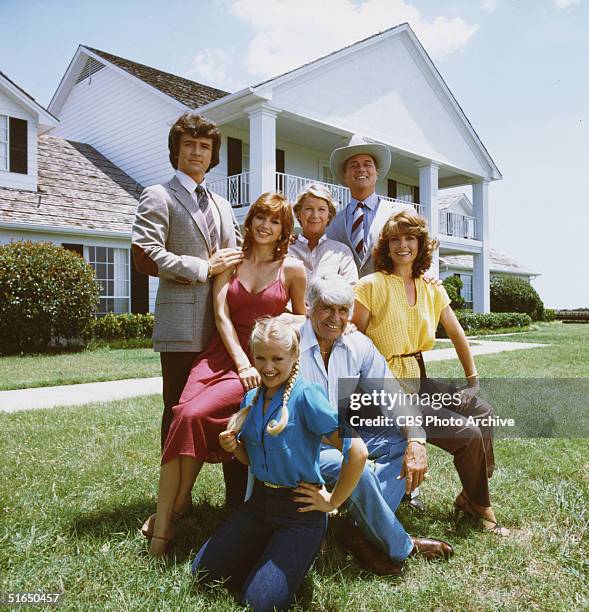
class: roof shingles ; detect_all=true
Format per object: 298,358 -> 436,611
85,46 -> 229,108
0,135 -> 141,234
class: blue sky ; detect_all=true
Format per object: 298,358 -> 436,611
2,0 -> 588,308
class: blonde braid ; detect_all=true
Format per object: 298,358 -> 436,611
266,361 -> 299,436
227,386 -> 263,433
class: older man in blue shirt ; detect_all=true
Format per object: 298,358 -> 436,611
296,276 -> 453,575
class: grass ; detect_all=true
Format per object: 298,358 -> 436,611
0,345 -> 160,391
0,397 -> 587,611
427,322 -> 589,378
0,322 -> 587,610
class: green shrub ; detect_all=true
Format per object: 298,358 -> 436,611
0,241 -> 100,353
490,276 -> 544,320
91,312 -> 154,340
543,308 -> 556,322
442,275 -> 466,309
437,310 -> 532,338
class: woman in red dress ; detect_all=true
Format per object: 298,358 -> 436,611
144,192 -> 307,556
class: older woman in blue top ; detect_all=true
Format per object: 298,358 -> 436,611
191,316 -> 367,612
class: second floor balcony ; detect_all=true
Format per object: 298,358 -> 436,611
208,171 -> 477,240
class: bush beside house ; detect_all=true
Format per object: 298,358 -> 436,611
490,276 -> 544,320
437,311 -> 532,338
0,241 -> 100,354
442,275 -> 466,310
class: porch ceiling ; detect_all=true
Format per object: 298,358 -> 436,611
225,111 -> 475,186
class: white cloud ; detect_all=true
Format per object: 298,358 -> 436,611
551,0 -> 580,9
480,0 -> 497,12
230,0 -> 479,79
187,47 -> 240,91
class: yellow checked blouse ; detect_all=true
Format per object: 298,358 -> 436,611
354,272 -> 451,381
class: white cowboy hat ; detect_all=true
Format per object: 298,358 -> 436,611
329,134 -> 391,186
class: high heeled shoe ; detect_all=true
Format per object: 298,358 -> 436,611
454,492 -> 510,537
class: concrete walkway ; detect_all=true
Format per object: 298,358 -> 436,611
0,339 -> 547,414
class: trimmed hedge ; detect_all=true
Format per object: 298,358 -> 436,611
437,310 -> 532,338
490,276 -> 544,320
0,241 -> 100,354
442,275 -> 466,310
91,312 -> 154,340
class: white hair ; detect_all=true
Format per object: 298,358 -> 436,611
306,276 -> 355,313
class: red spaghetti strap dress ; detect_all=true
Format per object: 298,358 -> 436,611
161,273 -> 289,465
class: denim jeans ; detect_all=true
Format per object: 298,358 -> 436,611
191,480 -> 327,612
320,430 -> 414,562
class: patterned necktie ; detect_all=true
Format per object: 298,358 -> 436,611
351,201 -> 365,260
196,185 -> 218,255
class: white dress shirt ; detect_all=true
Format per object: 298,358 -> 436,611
299,319 -> 426,439
175,170 -> 221,236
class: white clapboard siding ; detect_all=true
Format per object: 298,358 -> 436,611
51,67 -> 182,187
0,90 -> 38,191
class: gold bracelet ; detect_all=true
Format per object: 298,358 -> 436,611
237,366 -> 251,374
466,372 -> 479,379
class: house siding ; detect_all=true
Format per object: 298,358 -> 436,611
0,90 -> 37,191
268,34 -> 488,178
50,67 -> 182,187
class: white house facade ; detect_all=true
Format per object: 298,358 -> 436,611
2,23 -> 504,314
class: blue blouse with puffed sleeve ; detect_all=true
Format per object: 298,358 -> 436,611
239,376 -> 351,487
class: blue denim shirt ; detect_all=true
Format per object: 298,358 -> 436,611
239,377 -> 351,487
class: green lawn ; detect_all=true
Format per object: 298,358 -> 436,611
0,397 -> 587,610
0,322 -> 587,610
0,346 -> 160,391
427,322 -> 589,378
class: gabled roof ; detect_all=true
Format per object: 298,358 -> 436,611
0,71 -> 58,132
441,250 -> 538,277
438,193 -> 470,210
0,135 -> 140,235
85,47 -> 229,108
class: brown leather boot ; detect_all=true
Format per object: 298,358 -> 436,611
337,523 -> 404,576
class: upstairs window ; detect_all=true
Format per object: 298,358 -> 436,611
0,115 -> 7,171
0,115 -> 28,174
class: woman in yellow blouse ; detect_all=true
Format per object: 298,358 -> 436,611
352,211 -> 508,536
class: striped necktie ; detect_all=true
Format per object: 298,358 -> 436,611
196,185 -> 218,254
351,201 -> 365,260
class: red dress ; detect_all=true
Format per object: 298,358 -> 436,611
161,274 -> 289,465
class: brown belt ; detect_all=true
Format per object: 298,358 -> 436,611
389,350 -> 427,380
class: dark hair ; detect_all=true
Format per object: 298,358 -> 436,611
372,211 -> 438,278
242,192 -> 294,261
168,112 -> 221,171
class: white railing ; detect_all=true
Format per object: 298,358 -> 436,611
439,211 -> 477,239
208,172 -> 250,207
275,173 -> 351,210
380,195 -> 423,216
209,173 -> 484,240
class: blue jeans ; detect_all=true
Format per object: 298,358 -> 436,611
320,430 -> 414,562
191,480 -> 327,612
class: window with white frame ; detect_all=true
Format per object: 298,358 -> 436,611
0,115 -> 8,171
396,181 -> 414,203
85,246 -> 130,315
459,273 -> 473,306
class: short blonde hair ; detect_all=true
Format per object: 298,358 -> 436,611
293,183 -> 337,224
228,317 -> 300,437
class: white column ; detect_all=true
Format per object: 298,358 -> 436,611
246,104 -> 279,202
418,162 -> 440,276
472,179 -> 490,312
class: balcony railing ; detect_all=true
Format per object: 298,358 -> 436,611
274,172 -> 352,210
439,211 -> 477,240
208,172 -> 250,207
209,172 -> 475,239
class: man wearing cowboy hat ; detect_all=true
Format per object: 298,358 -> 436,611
326,134 -> 415,277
